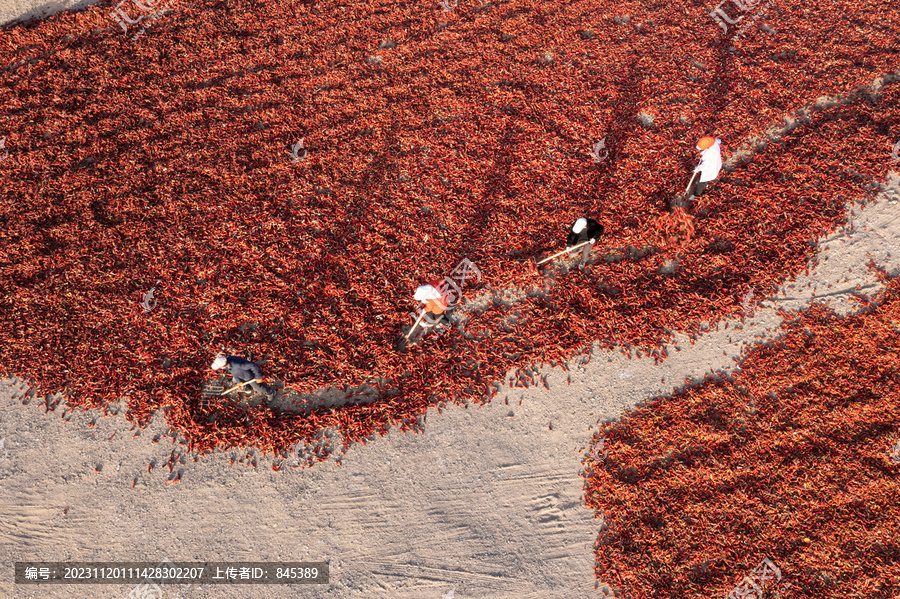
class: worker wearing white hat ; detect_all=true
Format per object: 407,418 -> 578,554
414,282 -> 450,327
211,354 -> 272,398
566,217 -> 604,268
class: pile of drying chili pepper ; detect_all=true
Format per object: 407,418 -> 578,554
0,0 -> 898,460
583,272 -> 900,599
650,207 -> 696,247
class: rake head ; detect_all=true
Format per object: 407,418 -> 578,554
199,381 -> 226,411
201,383 -> 225,397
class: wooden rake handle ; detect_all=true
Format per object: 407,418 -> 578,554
537,240 -> 591,265
685,170 -> 699,195
220,379 -> 262,396
404,310 -> 428,340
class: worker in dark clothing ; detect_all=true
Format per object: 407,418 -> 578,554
566,217 -> 604,268
211,354 -> 271,397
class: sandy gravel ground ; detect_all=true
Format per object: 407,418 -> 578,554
0,0 -> 97,27
2,3 -> 900,597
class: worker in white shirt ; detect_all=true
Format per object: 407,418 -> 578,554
688,136 -> 723,201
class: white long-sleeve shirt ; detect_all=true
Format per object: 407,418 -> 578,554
694,138 -> 723,183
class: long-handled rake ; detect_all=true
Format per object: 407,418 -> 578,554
396,310 -> 428,352
670,171 -> 701,211
684,170 -> 699,196
536,240 -> 591,266
220,378 -> 263,396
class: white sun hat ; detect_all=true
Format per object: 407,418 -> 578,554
573,218 -> 587,233
414,284 -> 442,301
211,355 -> 228,370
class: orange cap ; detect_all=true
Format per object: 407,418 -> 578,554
697,136 -> 716,150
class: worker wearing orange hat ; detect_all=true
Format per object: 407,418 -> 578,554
688,136 -> 723,201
